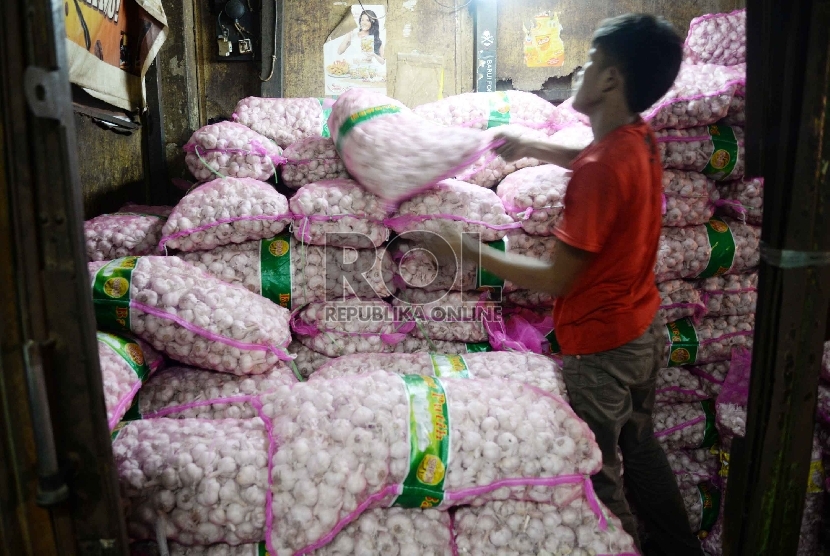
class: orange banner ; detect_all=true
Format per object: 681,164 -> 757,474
65,0 -> 162,77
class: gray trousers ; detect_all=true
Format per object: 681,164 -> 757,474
561,317 -> 704,556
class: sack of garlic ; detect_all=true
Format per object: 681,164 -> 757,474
258,371 -> 602,554
497,165 -> 570,236
663,314 -> 754,367
160,177 -> 291,252
655,125 -> 746,181
715,177 -> 764,225
461,124 -> 549,188
697,272 -> 757,317
656,366 -> 717,404
661,170 -> 720,228
280,136 -> 349,189
289,178 -> 390,248
385,179 -> 519,242
183,121 -> 284,182
391,289 -> 498,344
311,351 -> 568,401
178,233 -> 394,309
233,96 -> 335,148
389,239 -> 480,292
85,209 -> 171,261
137,365 -> 295,420
666,449 -> 720,490
655,217 -> 760,282
288,340 -> 334,379
98,331 -> 165,431
657,280 -> 707,326
412,90 -> 569,133
453,497 -> 638,555
642,62 -> 745,131
328,88 -> 493,205
653,400 -> 719,451
90,256 -> 293,375
290,298 -> 416,357
684,9 -> 746,66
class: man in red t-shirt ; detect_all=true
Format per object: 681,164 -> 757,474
433,14 -> 703,556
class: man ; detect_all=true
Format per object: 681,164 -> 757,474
432,13 -> 703,556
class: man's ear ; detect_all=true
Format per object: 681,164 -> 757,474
600,65 -> 622,95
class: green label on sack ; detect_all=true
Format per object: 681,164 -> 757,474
808,459 -> 825,494
718,448 -> 730,479
336,104 -> 403,150
261,234 -> 292,309
696,482 -> 721,538
465,342 -> 492,353
665,317 -> 699,367
430,354 -> 472,378
318,98 -> 332,138
97,331 -> 150,382
111,421 -> 128,441
394,375 -> 450,509
487,91 -> 511,129
702,124 -> 739,180
698,217 -> 736,278
699,399 -> 719,449
477,239 -> 506,291
92,256 -> 138,332
257,543 -> 270,556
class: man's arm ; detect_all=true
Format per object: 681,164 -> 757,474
456,233 -> 593,297
493,133 -> 585,169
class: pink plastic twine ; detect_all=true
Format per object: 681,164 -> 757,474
292,214 -> 388,244
157,213 -> 294,252
384,213 -> 523,232
131,301 -> 294,362
655,386 -> 709,401
108,379 -> 144,431
654,415 -> 706,438
141,394 -> 258,419
289,308 -> 416,344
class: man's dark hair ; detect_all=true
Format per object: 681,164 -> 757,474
592,14 -> 683,113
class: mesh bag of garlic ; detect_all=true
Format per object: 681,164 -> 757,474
657,280 -> 706,326
114,372 -> 606,554
715,177 -> 763,225
280,136 -> 349,189
500,232 -> 556,307
722,94 -> 746,126
159,177 -> 291,252
454,497 -> 638,555
183,121 -> 284,183
678,480 -> 722,537
384,179 -> 519,242
89,256 -> 293,375
655,217 -> 760,282
496,165 -> 570,237
655,366 -> 716,404
389,239 -> 480,292
460,124 -> 549,188
85,207 -> 171,261
655,125 -> 745,181
666,448 -> 719,491
232,97 -> 334,149
288,340 -> 334,379
661,170 -> 720,227
697,272 -> 757,317
663,315 -> 754,368
641,63 -> 745,131
329,89 -> 493,206
290,298 -> 416,357
412,90 -> 569,133
98,331 -> 165,430
168,508 -> 454,555
289,179 -> 390,248
178,234 -> 394,309
684,9 -> 746,66
653,400 -> 719,451
136,365 -> 296,420
311,351 -> 567,401
390,289 -> 500,344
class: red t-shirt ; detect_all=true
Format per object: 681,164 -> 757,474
552,119 -> 662,355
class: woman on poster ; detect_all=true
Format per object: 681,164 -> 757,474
338,9 -> 385,64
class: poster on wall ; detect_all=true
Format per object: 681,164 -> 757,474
523,11 -> 565,68
323,5 -> 387,98
65,0 -> 167,111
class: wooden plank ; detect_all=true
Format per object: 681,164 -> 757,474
722,0 -> 830,553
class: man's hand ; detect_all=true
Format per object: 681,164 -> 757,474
492,129 -> 537,162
